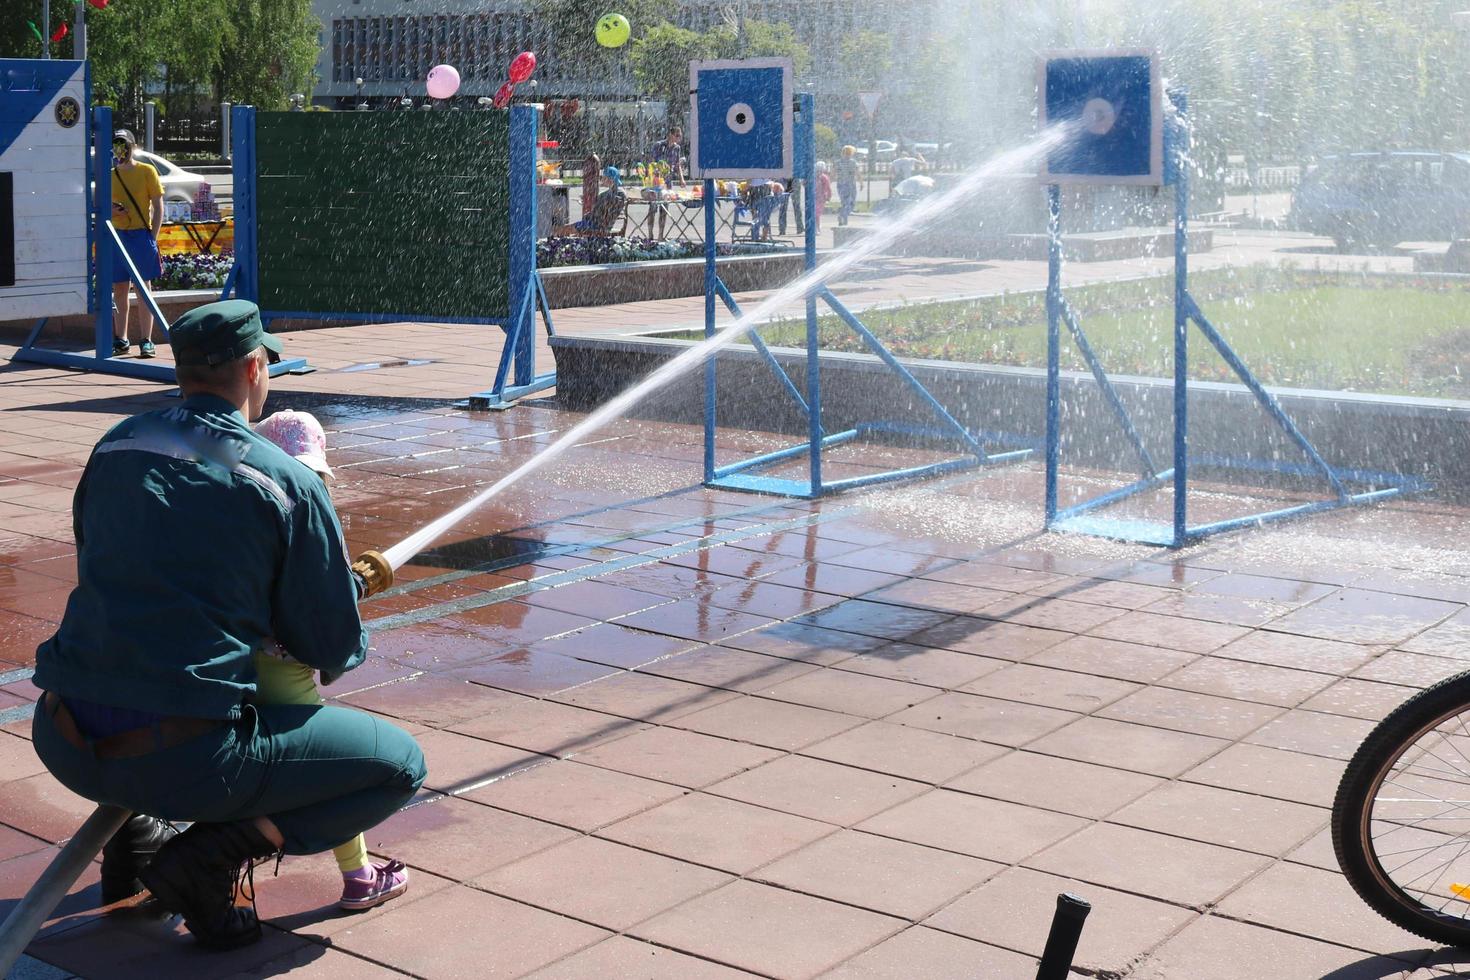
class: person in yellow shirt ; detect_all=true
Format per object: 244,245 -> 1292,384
110,129 -> 164,358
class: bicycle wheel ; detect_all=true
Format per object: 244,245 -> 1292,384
1333,668 -> 1470,947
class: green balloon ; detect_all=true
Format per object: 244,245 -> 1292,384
596,13 -> 631,48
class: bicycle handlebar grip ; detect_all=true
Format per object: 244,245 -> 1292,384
351,550 -> 394,598
1035,892 -> 1091,980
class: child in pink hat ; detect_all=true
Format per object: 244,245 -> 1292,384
254,410 -> 409,911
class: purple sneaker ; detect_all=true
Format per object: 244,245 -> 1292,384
338,859 -> 409,911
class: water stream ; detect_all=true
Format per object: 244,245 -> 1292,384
380,125 -> 1075,571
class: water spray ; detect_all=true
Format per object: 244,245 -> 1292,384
375,124 -> 1077,575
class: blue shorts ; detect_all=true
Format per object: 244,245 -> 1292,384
112,227 -> 162,284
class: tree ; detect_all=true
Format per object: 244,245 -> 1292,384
0,0 -> 58,59
532,0 -> 677,89
837,30 -> 891,93
629,23 -> 710,125
707,20 -> 809,73
81,0 -> 231,113
629,18 -> 810,127
216,0 -> 320,108
2,0 -> 317,114
889,33 -> 963,140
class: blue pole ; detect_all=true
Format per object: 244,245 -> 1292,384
714,279 -> 813,417
508,105 -> 538,389
230,105 -> 257,303
1172,99 -> 1190,548
93,105 -> 113,360
1181,298 -> 1348,499
703,177 -> 717,485
799,93 -> 821,495
1058,300 -> 1157,477
818,287 -> 986,458
1044,183 -> 1062,525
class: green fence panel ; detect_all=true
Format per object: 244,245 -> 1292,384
254,111 -> 513,320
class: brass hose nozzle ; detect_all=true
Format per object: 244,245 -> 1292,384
351,550 -> 394,598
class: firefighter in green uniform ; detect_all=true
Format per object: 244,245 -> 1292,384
31,300 -> 425,950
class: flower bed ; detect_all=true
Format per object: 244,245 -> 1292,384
155,251 -> 234,291
537,236 -> 788,268
152,240 -> 790,292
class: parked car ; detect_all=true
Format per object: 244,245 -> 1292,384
911,141 -> 953,158
850,140 -> 897,163
133,149 -> 208,203
1289,150 -> 1470,250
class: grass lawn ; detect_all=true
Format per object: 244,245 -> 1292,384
667,267 -> 1470,399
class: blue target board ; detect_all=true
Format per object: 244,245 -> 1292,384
1040,50 -> 1162,185
688,58 -> 793,179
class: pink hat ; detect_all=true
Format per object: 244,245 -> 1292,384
256,410 -> 333,479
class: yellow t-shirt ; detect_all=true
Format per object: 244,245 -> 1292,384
111,162 -> 163,230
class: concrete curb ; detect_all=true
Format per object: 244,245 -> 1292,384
551,334 -> 1468,500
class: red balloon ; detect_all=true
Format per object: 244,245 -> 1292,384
508,51 -> 537,85
492,81 -> 516,109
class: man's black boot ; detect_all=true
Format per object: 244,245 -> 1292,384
100,814 -> 178,904
137,819 -> 278,950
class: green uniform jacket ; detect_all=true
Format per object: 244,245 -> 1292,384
34,394 -> 368,720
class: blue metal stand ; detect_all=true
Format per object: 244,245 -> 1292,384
702,94 -> 1030,499
231,105 -> 553,404
1044,95 -> 1426,547
12,105 -> 305,382
469,105 -> 556,410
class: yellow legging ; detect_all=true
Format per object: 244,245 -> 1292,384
252,652 -> 370,873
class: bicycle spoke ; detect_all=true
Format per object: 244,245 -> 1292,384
1369,707 -> 1470,923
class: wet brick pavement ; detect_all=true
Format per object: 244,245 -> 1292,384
0,321 -> 1467,979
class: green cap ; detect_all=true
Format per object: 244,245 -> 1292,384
169,300 -> 284,367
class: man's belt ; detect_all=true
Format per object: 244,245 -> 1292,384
43,693 -> 226,760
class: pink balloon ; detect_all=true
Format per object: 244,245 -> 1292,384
425,64 -> 460,100
491,81 -> 516,109
508,51 -> 537,85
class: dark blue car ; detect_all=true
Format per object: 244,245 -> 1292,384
1289,151 -> 1470,250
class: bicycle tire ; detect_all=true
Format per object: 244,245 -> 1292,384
1333,668 -> 1470,947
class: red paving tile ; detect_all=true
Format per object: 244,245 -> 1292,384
631,879 -> 905,979
0,772 -> 107,844
27,908 -> 312,980
460,758 -> 684,831
822,927 -> 1038,979
330,884 -> 610,977
706,755 -> 928,825
925,866 -> 1194,976
444,646 -> 619,695
366,795 -> 575,881
337,673 -> 530,727
857,789 -> 1088,863
0,611 -> 58,665
475,835 -> 730,930
523,935 -> 760,979
571,725 -> 781,788
4,327 -> 1468,979
532,620 -> 703,668
613,598 -> 779,643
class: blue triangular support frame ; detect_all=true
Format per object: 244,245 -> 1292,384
701,93 -> 1031,499
1043,91 -> 1429,548
12,102 -> 307,383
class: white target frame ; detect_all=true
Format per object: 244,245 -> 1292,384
687,57 -> 793,180
1038,48 -> 1163,186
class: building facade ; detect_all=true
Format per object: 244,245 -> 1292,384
311,0 -> 947,108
